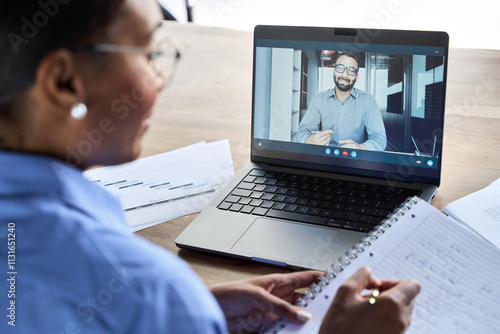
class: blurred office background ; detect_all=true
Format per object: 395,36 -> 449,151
159,0 -> 499,50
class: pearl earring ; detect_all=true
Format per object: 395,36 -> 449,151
70,103 -> 87,120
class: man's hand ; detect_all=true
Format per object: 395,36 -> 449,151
319,267 -> 421,334
339,139 -> 366,150
210,271 -> 323,332
305,130 -> 333,146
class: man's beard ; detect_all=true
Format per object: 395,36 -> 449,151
334,76 -> 356,92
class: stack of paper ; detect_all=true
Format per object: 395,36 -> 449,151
442,178 -> 500,248
84,140 -> 235,231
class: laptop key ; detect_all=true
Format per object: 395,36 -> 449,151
310,185 -> 323,192
276,187 -> 289,195
296,206 -> 309,214
342,221 -> 356,230
231,189 -> 252,197
250,199 -> 263,207
345,205 -> 359,212
272,203 -> 286,210
323,186 -> 335,194
332,211 -> 345,219
237,182 -> 255,190
356,206 -> 372,215
229,204 -> 243,212
264,186 -> 278,193
252,207 -> 268,216
311,192 -> 323,200
326,219 -> 344,228
353,223 -> 371,232
322,194 -> 335,202
225,195 -> 241,203
308,200 -> 320,208
266,209 -> 327,226
249,169 -> 266,177
254,184 -> 267,192
299,176 -> 310,183
334,195 -> 347,203
344,212 -> 358,221
384,202 -> 398,211
323,179 -> 334,186
298,183 -> 310,190
218,202 -> 232,210
255,177 -> 268,185
319,210 -> 333,218
319,201 -> 332,209
309,208 -> 321,216
347,197 -> 359,205
276,180 -> 288,187
243,176 -> 256,183
284,204 -> 298,212
261,201 -> 274,209
263,178 -> 277,185
240,206 -> 254,214
264,172 -> 277,178
276,173 -> 288,180
250,191 -> 264,199
272,194 -> 286,202
311,177 -> 324,185
238,197 -> 252,205
332,203 -> 345,211
261,193 -> 274,200
357,215 -> 372,224
369,217 -> 385,225
359,199 -> 372,207
296,198 -> 309,206
298,190 -> 312,198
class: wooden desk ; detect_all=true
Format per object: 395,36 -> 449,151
137,23 -> 500,286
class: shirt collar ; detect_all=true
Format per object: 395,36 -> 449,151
329,87 -> 359,99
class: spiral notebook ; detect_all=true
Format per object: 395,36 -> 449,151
271,197 -> 500,334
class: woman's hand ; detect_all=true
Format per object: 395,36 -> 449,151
319,267 -> 421,334
210,270 -> 323,332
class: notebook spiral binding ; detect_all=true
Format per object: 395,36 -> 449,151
266,196 -> 418,334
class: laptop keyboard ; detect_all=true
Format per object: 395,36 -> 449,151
217,169 -> 421,233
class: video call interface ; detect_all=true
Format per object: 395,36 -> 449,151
253,38 -> 446,179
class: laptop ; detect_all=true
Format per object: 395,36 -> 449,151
176,25 -> 449,271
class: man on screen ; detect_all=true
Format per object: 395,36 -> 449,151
296,52 -> 387,151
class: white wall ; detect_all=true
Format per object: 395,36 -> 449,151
160,0 -> 499,50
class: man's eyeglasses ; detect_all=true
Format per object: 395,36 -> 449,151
334,64 -> 358,76
78,40 -> 182,86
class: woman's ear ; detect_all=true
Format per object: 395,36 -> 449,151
35,49 -> 86,117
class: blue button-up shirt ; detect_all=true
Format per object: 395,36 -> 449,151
0,151 -> 227,333
297,88 -> 387,151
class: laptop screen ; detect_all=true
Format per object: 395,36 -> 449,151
251,26 -> 449,185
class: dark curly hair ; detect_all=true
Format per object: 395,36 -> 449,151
0,0 -> 125,114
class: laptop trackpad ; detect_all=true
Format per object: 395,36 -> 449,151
231,218 -> 339,268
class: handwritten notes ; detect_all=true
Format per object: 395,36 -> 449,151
374,211 -> 500,333
278,198 -> 500,334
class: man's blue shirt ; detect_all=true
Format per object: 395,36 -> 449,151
296,88 -> 387,151
0,151 -> 227,333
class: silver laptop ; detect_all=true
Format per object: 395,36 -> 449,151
176,25 -> 449,270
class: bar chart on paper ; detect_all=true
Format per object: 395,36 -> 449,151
84,140 -> 235,231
